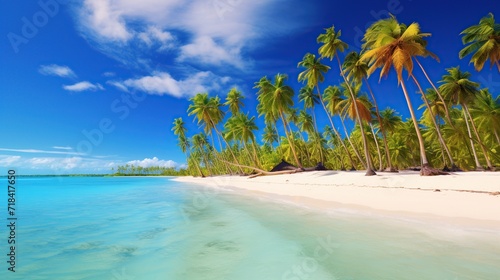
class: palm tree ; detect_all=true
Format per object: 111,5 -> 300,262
323,85 -> 362,168
361,16 -> 443,175
254,74 -> 302,168
191,132 -> 213,176
262,124 -> 279,147
298,86 -> 320,130
439,67 -> 494,170
343,51 -> 396,171
187,93 -> 242,173
318,26 -> 375,175
225,113 -> 261,168
412,77 -> 457,170
224,88 -> 244,115
298,53 -> 331,163
337,82 -> 376,170
472,89 -> 500,145
459,13 -> 500,72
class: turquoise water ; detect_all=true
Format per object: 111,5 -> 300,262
1,176 -> 499,280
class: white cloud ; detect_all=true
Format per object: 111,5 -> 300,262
80,0 -> 132,42
107,81 -> 129,92
179,36 -> 243,68
39,64 -> 77,78
103,72 -> 116,77
75,0 -> 312,70
63,81 -> 105,92
0,156 -> 21,166
138,26 -> 175,51
53,146 -> 73,150
116,71 -> 230,98
0,148 -> 84,156
127,157 -> 178,168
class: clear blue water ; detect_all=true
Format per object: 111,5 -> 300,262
1,176 -> 499,280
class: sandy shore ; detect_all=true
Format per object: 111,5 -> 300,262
173,171 -> 500,229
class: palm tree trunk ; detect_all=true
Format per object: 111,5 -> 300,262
242,140 -> 256,169
210,118 -> 244,174
335,55 -> 375,176
364,78 -> 394,171
340,116 -> 365,167
463,108 -> 483,170
189,157 -> 204,177
494,129 -> 500,146
210,132 -> 231,175
370,123 -> 383,171
399,79 -> 430,168
251,140 -> 262,168
414,58 -> 454,126
463,104 -> 493,170
411,75 -> 456,169
313,87 -> 325,163
280,112 -> 303,168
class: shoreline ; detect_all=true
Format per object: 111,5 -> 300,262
172,171 -> 500,231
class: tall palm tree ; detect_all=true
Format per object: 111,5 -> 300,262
343,51 -> 396,171
298,86 -> 320,130
318,26 -> 375,175
298,53 -> 331,163
337,82 -> 376,170
439,67 -> 494,170
323,85 -> 362,168
224,88 -> 244,115
172,117 -> 198,174
361,16 -> 442,175
254,74 -> 302,168
412,76 -> 457,170
459,13 -> 500,72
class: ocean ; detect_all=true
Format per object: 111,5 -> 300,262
1,176 -> 499,279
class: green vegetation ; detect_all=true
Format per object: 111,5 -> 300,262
112,165 -> 188,176
173,14 -> 500,176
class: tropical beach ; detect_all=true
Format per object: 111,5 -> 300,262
3,0 -> 500,279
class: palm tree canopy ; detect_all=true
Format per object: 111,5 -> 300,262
337,83 -> 373,123
298,110 -> 315,134
298,86 -> 320,110
224,88 -> 244,115
254,74 -> 295,119
439,67 -> 480,106
343,51 -> 369,84
471,88 -> 500,133
224,113 -> 258,143
262,124 -> 278,145
297,53 -> 330,87
187,93 -> 225,133
361,16 -> 437,82
323,85 -> 343,115
459,13 -> 500,72
377,108 -> 402,132
317,26 -> 348,60
171,117 -> 187,137
418,88 -> 447,125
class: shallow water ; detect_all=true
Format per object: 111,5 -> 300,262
1,176 -> 499,279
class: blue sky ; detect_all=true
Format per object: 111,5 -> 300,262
1,0 -> 498,174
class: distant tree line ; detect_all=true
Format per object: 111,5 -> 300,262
112,165 -> 188,176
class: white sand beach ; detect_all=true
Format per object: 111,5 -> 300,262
173,171 -> 500,229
